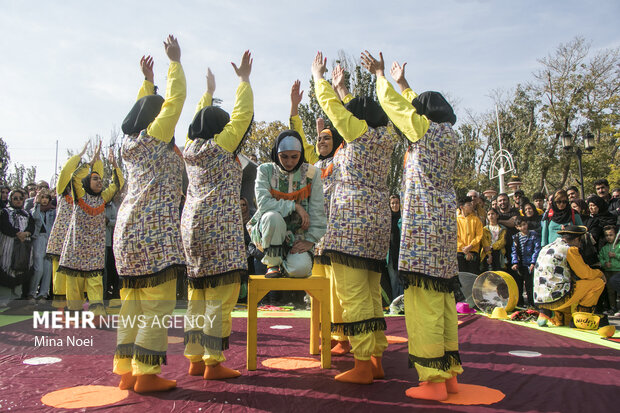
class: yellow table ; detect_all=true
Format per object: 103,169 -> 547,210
246,275 -> 331,370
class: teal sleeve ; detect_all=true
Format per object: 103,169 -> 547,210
254,164 -> 296,218
304,167 -> 327,243
541,220 -> 549,246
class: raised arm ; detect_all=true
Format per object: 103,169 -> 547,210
312,52 -> 367,142
289,80 -> 318,163
146,35 -> 187,143
185,68 -> 215,147
213,50 -> 254,153
361,51 -> 429,144
101,148 -> 125,203
136,55 -> 156,101
56,141 -> 88,195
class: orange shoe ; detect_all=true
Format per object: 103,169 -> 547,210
118,372 -> 136,390
188,360 -> 205,376
445,376 -> 459,393
334,358 -> 373,384
331,340 -> 351,356
405,381 -> 448,401
204,363 -> 241,380
133,374 -> 176,393
370,356 -> 384,379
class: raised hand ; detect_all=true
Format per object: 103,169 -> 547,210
205,68 -> 216,95
291,80 -> 304,108
311,52 -> 327,80
78,141 -> 89,158
140,55 -> 154,83
315,117 -> 325,133
360,50 -> 384,77
231,50 -> 252,83
332,64 -> 345,90
390,61 -> 407,84
108,146 -> 118,168
163,35 -> 181,62
91,140 -> 102,163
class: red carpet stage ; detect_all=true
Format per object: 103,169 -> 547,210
1,312 -> 619,412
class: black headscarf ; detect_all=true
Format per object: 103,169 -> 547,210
122,95 -> 165,135
270,130 -> 305,173
81,172 -> 102,197
344,96 -> 388,129
587,195 -> 616,227
411,91 -> 457,125
545,199 -> 573,225
318,125 -> 344,160
187,106 -> 254,156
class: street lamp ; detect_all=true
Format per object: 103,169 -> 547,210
562,131 -> 595,198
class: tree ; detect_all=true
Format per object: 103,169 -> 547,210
0,137 -> 9,184
242,120 -> 287,164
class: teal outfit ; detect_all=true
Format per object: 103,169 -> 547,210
248,162 -> 326,277
541,214 -> 583,246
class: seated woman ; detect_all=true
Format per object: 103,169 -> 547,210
247,130 -> 326,279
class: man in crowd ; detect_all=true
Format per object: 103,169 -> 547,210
466,189 -> 486,223
532,192 -> 546,214
457,196 -> 483,275
513,189 -> 525,209
566,186 -> 579,202
497,192 -> 520,263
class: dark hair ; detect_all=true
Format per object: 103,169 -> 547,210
458,196 -> 473,207
612,188 -> 620,193
497,192 -> 509,199
603,225 -> 617,234
514,189 -> 525,197
389,194 -> 400,201
487,208 -> 499,216
562,233 -> 581,242
593,179 -> 609,188
570,198 -> 588,213
532,192 -> 545,201
566,185 -> 579,193
514,216 -> 527,227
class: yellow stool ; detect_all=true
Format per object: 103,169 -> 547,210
246,274 -> 331,370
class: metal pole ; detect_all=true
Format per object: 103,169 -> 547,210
495,106 -> 505,193
576,148 -> 585,199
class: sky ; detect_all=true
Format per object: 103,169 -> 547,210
1,0 -> 619,184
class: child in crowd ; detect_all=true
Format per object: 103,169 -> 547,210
599,225 -> 620,316
481,208 -> 506,271
511,216 -> 541,307
457,196 -> 483,274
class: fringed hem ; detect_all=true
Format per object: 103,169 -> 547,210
203,334 -> 230,351
536,282 -> 577,309
187,269 -> 246,289
400,270 -> 458,293
264,245 -> 285,258
408,350 -> 462,371
331,317 -> 386,336
324,250 -> 385,273
134,344 -> 167,366
58,267 -> 103,278
114,343 -> 135,359
119,264 -> 185,289
52,294 -> 66,301
313,254 -> 331,265
183,331 -> 230,351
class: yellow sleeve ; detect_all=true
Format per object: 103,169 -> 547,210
376,76 -> 430,144
315,79 -> 367,142
71,163 -> 90,199
456,217 -> 466,252
471,218 -> 484,252
185,91 -> 213,147
92,160 -> 103,177
56,155 -> 82,195
101,167 -> 125,203
567,247 -> 604,280
213,82 -> 254,153
342,94 -> 354,104
146,61 -> 187,143
290,115 -> 319,164
402,88 -> 417,103
492,229 -> 507,251
136,80 -> 155,101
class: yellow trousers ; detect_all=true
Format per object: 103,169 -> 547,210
316,263 -> 347,342
405,286 -> 463,382
113,277 -> 176,376
184,282 -> 240,366
64,271 -> 105,316
542,278 -> 605,321
331,261 -> 388,360
51,257 -> 66,308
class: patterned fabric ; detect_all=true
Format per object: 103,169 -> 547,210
59,193 -> 106,273
114,131 -> 185,278
181,139 -> 247,281
314,157 -> 336,257
46,195 -> 73,257
399,122 -> 458,284
533,238 -> 573,304
322,126 -> 395,264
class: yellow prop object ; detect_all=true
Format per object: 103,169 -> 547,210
472,271 -> 519,313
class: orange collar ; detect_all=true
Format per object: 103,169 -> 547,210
77,198 -> 105,216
